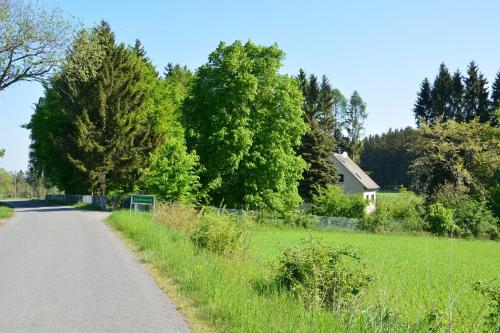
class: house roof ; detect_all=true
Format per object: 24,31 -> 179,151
333,153 -> 380,190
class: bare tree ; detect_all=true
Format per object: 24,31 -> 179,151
0,0 -> 74,92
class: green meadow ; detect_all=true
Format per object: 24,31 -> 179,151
108,210 -> 499,332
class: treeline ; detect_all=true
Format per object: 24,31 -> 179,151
414,62 -> 499,125
0,167 -> 58,199
26,22 -> 368,213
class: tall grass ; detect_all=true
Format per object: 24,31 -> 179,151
0,205 -> 14,220
108,210 -> 499,332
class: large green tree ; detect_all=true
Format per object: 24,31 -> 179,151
27,22 -> 162,193
409,118 -> 499,202
463,61 -> 490,123
430,63 -> 454,122
139,65 -> 201,203
413,78 -> 432,126
183,41 -> 307,213
296,70 -> 338,201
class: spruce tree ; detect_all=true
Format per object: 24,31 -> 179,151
430,63 -> 453,122
490,71 -> 500,126
296,72 -> 338,200
413,78 -> 432,126
451,70 -> 464,122
463,61 -> 490,123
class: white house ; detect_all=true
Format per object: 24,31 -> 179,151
332,152 -> 380,213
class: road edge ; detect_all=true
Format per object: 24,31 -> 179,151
103,218 -> 216,333
0,201 -> 15,226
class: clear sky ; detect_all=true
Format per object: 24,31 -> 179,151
1,0 -> 499,171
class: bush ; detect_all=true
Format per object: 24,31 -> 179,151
153,202 -> 200,234
360,190 -> 425,232
312,185 -> 366,219
472,280 -> 500,332
275,237 -> 372,311
191,211 -> 246,257
454,200 -> 499,239
426,203 -> 456,236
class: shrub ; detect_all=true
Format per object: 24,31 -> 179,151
312,185 -> 366,219
153,202 -> 199,234
282,209 -> 319,228
454,200 -> 499,239
360,190 -> 425,232
191,211 -> 245,257
472,280 -> 500,332
426,203 -> 456,236
275,237 -> 372,311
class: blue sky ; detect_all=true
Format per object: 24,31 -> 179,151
1,0 -> 499,171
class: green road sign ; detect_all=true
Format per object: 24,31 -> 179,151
131,194 -> 155,205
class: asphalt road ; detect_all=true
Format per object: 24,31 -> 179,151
0,201 -> 191,333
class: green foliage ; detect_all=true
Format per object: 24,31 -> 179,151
409,119 -> 500,202
0,204 -> 14,219
139,67 -> 201,203
183,41 -> 307,213
360,190 -> 424,232
312,185 -> 365,218
27,22 -> 182,193
296,70 -> 339,201
453,200 -> 499,239
275,237 -> 372,310
345,91 -> 367,163
0,148 -> 4,158
0,0 -> 75,91
360,127 -> 416,188
426,203 -> 456,236
473,280 -> 500,332
190,211 -> 246,257
413,62 -> 495,126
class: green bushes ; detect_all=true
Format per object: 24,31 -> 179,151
275,237 -> 372,311
191,212 -> 246,256
312,185 -> 365,218
453,200 -> 499,239
360,190 -> 425,232
473,280 -> 500,332
426,203 -> 456,236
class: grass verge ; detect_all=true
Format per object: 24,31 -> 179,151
0,203 -> 14,220
107,210 -> 499,332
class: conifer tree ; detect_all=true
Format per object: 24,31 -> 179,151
296,71 -> 338,200
490,71 -> 500,126
413,78 -> 432,126
463,61 -> 490,123
430,63 -> 453,122
451,70 -> 464,122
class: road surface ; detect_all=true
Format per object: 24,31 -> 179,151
0,200 -> 191,333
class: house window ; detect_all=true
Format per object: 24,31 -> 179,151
371,194 -> 375,202
338,174 -> 344,183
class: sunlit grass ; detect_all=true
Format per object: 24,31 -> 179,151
0,204 -> 14,220
108,210 -> 499,332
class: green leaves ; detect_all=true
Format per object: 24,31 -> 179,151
183,41 -> 307,213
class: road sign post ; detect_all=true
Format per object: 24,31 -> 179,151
130,194 -> 156,213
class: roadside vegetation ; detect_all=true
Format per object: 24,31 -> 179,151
108,205 -> 500,332
0,204 -> 14,220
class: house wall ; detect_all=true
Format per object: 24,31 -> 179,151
334,161 -> 365,193
363,190 -> 377,214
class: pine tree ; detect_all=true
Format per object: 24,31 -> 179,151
430,63 -> 453,122
490,71 -> 500,126
296,71 -> 338,200
451,70 -> 464,122
463,61 -> 490,123
413,78 -> 432,126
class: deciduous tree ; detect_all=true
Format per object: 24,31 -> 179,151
0,0 -> 74,92
183,41 -> 307,213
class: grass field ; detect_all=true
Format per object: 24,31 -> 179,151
0,204 -> 14,220
108,210 -> 499,332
